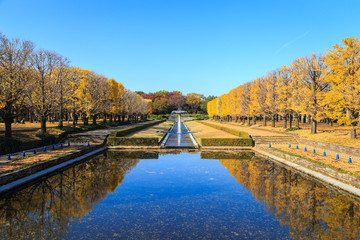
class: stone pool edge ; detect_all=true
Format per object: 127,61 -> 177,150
254,148 -> 360,200
0,146 -> 107,195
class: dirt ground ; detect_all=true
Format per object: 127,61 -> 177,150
0,121 -> 68,142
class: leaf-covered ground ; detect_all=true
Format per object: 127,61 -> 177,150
274,145 -> 360,176
0,147 -> 82,174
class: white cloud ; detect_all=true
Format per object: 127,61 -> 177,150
275,32 -> 309,55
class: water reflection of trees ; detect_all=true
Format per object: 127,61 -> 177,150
0,154 -> 139,240
220,158 -> 360,240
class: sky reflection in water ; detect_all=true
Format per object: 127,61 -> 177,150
1,151 -> 360,240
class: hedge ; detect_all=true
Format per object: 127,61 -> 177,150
106,150 -> 159,159
109,120 -> 164,137
200,151 -> 254,159
197,121 -> 250,138
201,138 -> 253,146
0,137 -> 23,154
107,137 -> 159,146
35,133 -> 56,145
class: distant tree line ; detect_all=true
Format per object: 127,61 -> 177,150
208,37 -> 360,138
138,90 -> 216,114
0,33 -> 151,138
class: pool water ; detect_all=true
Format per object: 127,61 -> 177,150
1,151 -> 359,239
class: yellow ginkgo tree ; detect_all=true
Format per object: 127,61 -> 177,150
276,66 -> 292,128
323,37 -> 360,138
290,53 -> 327,134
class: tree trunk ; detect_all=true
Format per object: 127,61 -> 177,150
247,116 -> 250,125
73,109 -> 76,126
110,114 -> 113,122
4,117 -> 12,138
83,115 -> 88,125
263,115 -> 266,126
41,117 -> 47,133
92,115 -> 97,125
295,115 -> 300,129
67,111 -> 70,126
58,103 -> 63,127
30,112 -> 34,123
272,114 -> 275,127
103,113 -> 107,123
351,128 -> 356,139
282,114 -> 287,128
311,119 -> 317,134
289,114 -> 292,129
252,115 -> 256,125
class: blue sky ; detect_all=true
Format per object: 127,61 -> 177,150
0,0 -> 359,96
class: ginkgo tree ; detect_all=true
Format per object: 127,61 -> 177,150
323,37 -> 360,138
291,54 -> 328,134
277,66 -> 292,129
0,34 -> 34,137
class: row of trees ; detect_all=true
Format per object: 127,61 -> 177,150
139,90 -> 216,114
208,37 -> 360,137
0,33 -> 151,138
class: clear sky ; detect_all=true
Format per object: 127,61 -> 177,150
1,0 -> 359,96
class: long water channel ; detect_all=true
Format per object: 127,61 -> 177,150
1,150 -> 360,239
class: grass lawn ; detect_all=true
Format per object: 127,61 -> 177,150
204,120 -> 284,136
126,121 -> 173,139
185,121 -> 238,140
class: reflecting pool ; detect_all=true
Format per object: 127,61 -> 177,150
1,151 -> 360,239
